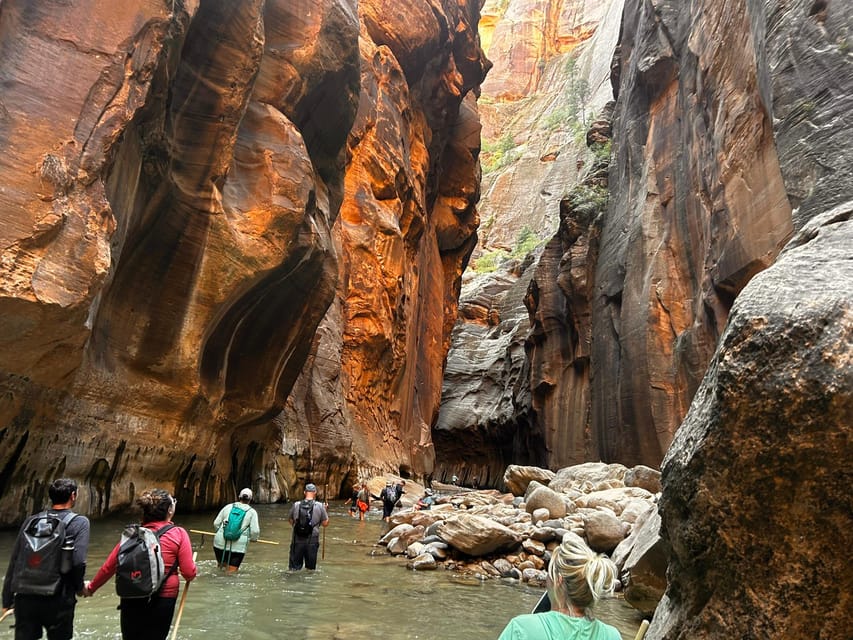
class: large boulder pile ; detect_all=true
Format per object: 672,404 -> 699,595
380,461 -> 665,612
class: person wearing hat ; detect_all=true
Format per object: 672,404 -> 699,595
288,483 -> 329,570
415,488 -> 435,511
213,488 -> 261,573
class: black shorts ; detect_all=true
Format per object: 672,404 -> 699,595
13,593 -> 75,640
214,546 -> 246,568
119,596 -> 177,640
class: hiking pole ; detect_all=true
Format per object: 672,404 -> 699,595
169,551 -> 197,640
188,529 -> 279,544
634,620 -> 650,640
0,609 -> 13,623
322,483 -> 328,560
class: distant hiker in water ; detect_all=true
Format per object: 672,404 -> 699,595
356,482 -> 370,520
2,478 -> 91,640
347,483 -> 360,518
84,489 -> 197,640
497,532 -> 620,640
288,484 -> 329,570
378,481 -> 399,522
213,488 -> 260,573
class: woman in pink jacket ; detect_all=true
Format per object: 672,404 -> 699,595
85,489 -> 197,640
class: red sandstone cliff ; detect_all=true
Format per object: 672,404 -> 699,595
0,0 -> 487,522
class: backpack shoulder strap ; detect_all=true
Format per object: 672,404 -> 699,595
155,524 -> 180,582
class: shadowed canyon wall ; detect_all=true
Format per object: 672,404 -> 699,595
0,0 -> 487,523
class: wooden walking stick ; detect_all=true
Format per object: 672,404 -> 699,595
634,620 -> 650,640
169,551 -> 197,640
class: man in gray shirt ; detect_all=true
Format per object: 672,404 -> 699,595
288,483 -> 329,570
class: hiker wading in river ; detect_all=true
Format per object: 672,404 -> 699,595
213,488 -> 260,573
288,484 -> 329,570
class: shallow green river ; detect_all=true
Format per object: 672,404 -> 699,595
1,504 -> 645,639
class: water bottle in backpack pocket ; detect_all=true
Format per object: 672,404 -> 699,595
115,524 -> 176,598
11,511 -> 77,596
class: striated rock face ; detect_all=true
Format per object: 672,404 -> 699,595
436,0 -> 624,482
765,0 -> 853,230
590,0 -> 794,465
650,204 -> 853,640
433,263 -> 540,486
0,0 -> 359,521
274,0 -> 488,496
0,0 -> 486,522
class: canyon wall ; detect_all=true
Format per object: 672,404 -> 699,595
435,0 -> 625,482
441,0 -> 850,479
0,0 -> 487,523
273,0 -> 488,497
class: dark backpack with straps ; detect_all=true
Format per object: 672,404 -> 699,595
115,524 -> 177,599
294,500 -> 314,537
11,510 -> 77,596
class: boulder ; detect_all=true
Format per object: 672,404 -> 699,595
387,536 -> 408,555
406,542 -> 426,559
423,541 -> 449,560
619,509 -> 666,616
409,553 -> 437,570
379,523 -> 414,545
583,510 -> 627,553
493,558 -> 515,577
522,538 -> 546,557
504,465 -> 556,495
437,514 -> 522,556
652,206 -> 853,639
624,465 -> 662,494
525,486 -> 568,519
574,486 -> 655,516
549,462 -> 628,493
522,568 -> 547,585
531,507 -> 551,523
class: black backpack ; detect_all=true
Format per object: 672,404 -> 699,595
11,511 -> 77,596
294,500 -> 314,537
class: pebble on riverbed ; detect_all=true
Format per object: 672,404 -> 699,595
377,462 -> 666,614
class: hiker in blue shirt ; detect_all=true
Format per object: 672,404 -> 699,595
288,484 -> 329,570
213,488 -> 260,573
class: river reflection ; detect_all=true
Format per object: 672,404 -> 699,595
0,504 -> 645,639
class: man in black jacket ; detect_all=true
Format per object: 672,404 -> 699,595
2,478 -> 91,640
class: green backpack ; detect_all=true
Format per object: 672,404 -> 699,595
222,504 -> 248,541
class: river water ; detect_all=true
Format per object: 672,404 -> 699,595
1,504 -> 645,639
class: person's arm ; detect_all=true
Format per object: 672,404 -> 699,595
320,505 -> 329,527
249,508 -> 260,541
176,528 -> 197,581
86,543 -> 121,594
69,516 -> 90,594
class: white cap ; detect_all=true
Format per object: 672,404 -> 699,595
239,488 -> 253,500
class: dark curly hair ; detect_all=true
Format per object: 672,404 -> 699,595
136,488 -> 174,523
